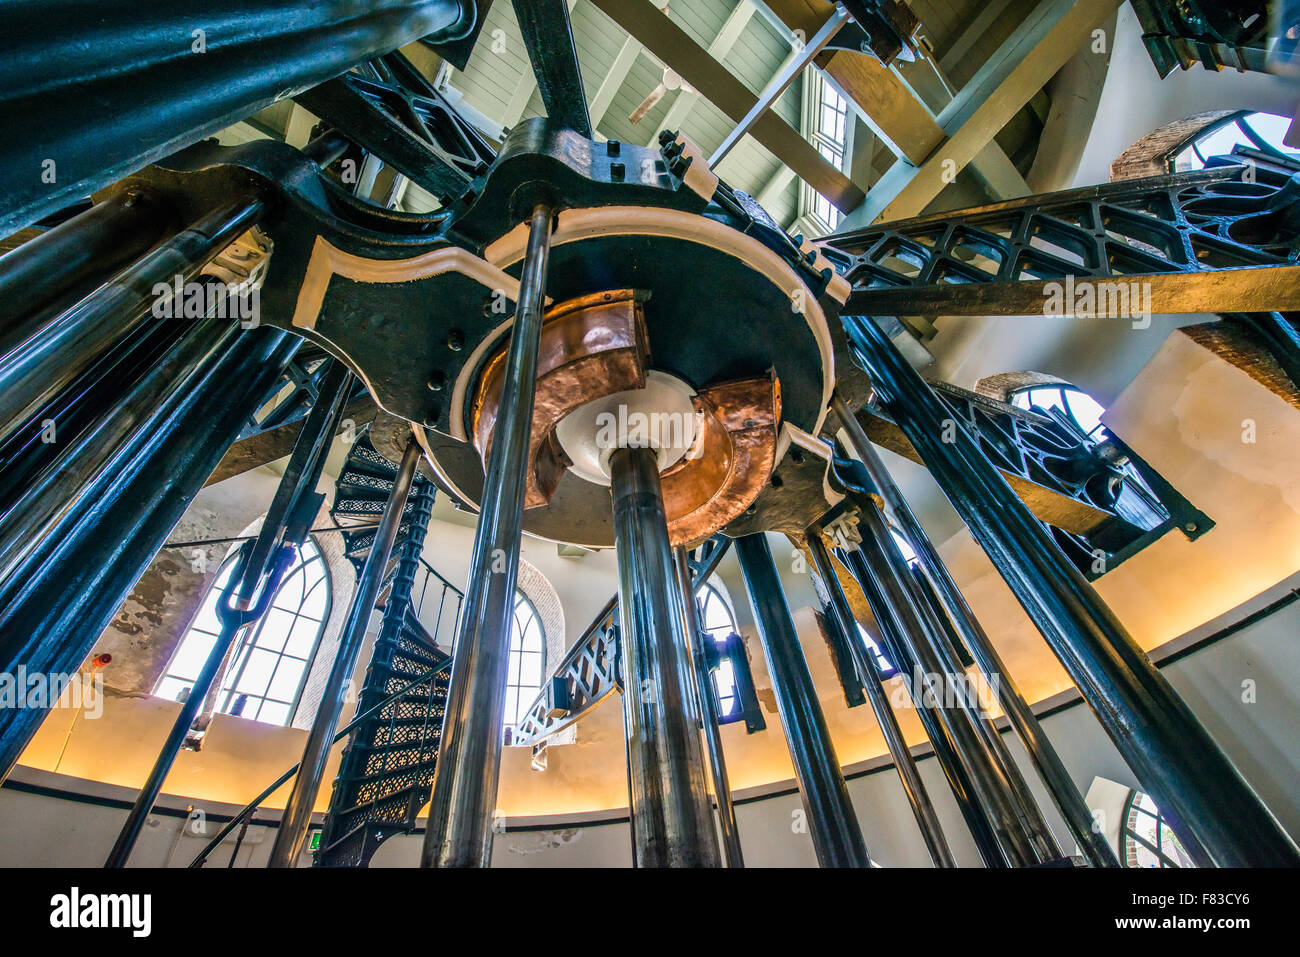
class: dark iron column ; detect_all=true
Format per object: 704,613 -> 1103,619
0,187 -> 173,328
0,0 -> 478,234
851,494 -> 1061,866
831,391 -> 1120,867
0,195 -> 265,450
840,546 -> 1007,867
421,204 -> 553,868
0,326 -> 298,781
805,531 -> 955,868
842,313 -> 1300,867
269,435 -> 423,867
734,532 -> 870,867
607,452 -> 721,868
675,545 -> 742,866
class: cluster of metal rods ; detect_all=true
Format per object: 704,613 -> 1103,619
2,183 -> 1298,869
0,0 -> 1296,861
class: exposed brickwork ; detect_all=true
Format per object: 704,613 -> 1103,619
1109,110 -> 1237,182
972,370 -> 1068,402
1180,322 -> 1300,412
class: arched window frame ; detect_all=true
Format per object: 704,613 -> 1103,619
696,578 -> 741,719
154,537 -> 332,727
1171,111 -> 1300,172
504,590 -> 544,733
1010,383 -> 1109,442
1121,789 -> 1197,869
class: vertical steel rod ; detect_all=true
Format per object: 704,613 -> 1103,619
831,390 -> 1120,868
421,204 -> 554,869
0,327 -> 297,781
733,532 -> 871,867
606,450 -> 721,867
804,532 -> 955,868
840,546 -> 1008,867
674,545 -> 743,867
0,195 -> 265,449
268,436 -> 422,867
842,313 -> 1300,867
851,494 -> 1061,866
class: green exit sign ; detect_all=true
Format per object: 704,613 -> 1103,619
309,831 -> 321,851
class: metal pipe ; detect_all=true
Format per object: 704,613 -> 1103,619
603,450 -> 721,868
0,310 -> 220,585
106,358 -> 351,867
674,545 -> 743,867
804,532 -> 955,868
851,494 -> 1061,866
0,187 -> 173,329
106,543 -> 295,868
267,435 -> 422,867
0,326 -> 298,781
421,204 -> 553,869
831,391 -> 1120,868
733,532 -> 870,867
842,313 -> 1300,867
0,196 -> 265,449
840,545 -> 1007,867
0,0 -> 478,234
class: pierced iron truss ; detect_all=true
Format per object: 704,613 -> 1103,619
512,597 -> 621,748
297,51 -> 499,207
852,380 -> 1212,579
827,160 -> 1300,319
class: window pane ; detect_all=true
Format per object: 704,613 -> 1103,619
519,650 -> 542,687
234,648 -> 279,696
282,615 -> 322,658
299,575 -> 328,621
166,633 -> 217,683
255,607 -> 298,654
266,656 -> 307,702
155,677 -> 193,702
256,701 -> 291,726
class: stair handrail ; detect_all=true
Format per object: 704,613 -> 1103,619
187,656 -> 453,868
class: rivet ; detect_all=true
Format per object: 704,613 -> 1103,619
446,329 -> 465,351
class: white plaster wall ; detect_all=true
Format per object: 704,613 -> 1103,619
6,581 -> 1294,867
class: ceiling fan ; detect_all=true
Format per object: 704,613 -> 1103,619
629,64 -> 697,125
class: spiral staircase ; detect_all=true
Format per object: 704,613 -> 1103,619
313,431 -> 460,867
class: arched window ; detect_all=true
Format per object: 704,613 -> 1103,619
1172,111 -> 1299,171
697,579 -> 740,718
1121,789 -> 1196,868
155,538 -> 330,727
1011,384 -> 1108,441
504,591 -> 544,733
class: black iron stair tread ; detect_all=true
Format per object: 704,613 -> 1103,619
329,781 -> 431,824
340,755 -> 440,789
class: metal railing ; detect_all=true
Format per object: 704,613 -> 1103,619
189,657 -> 453,868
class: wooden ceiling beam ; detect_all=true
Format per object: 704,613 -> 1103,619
589,0 -> 863,212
